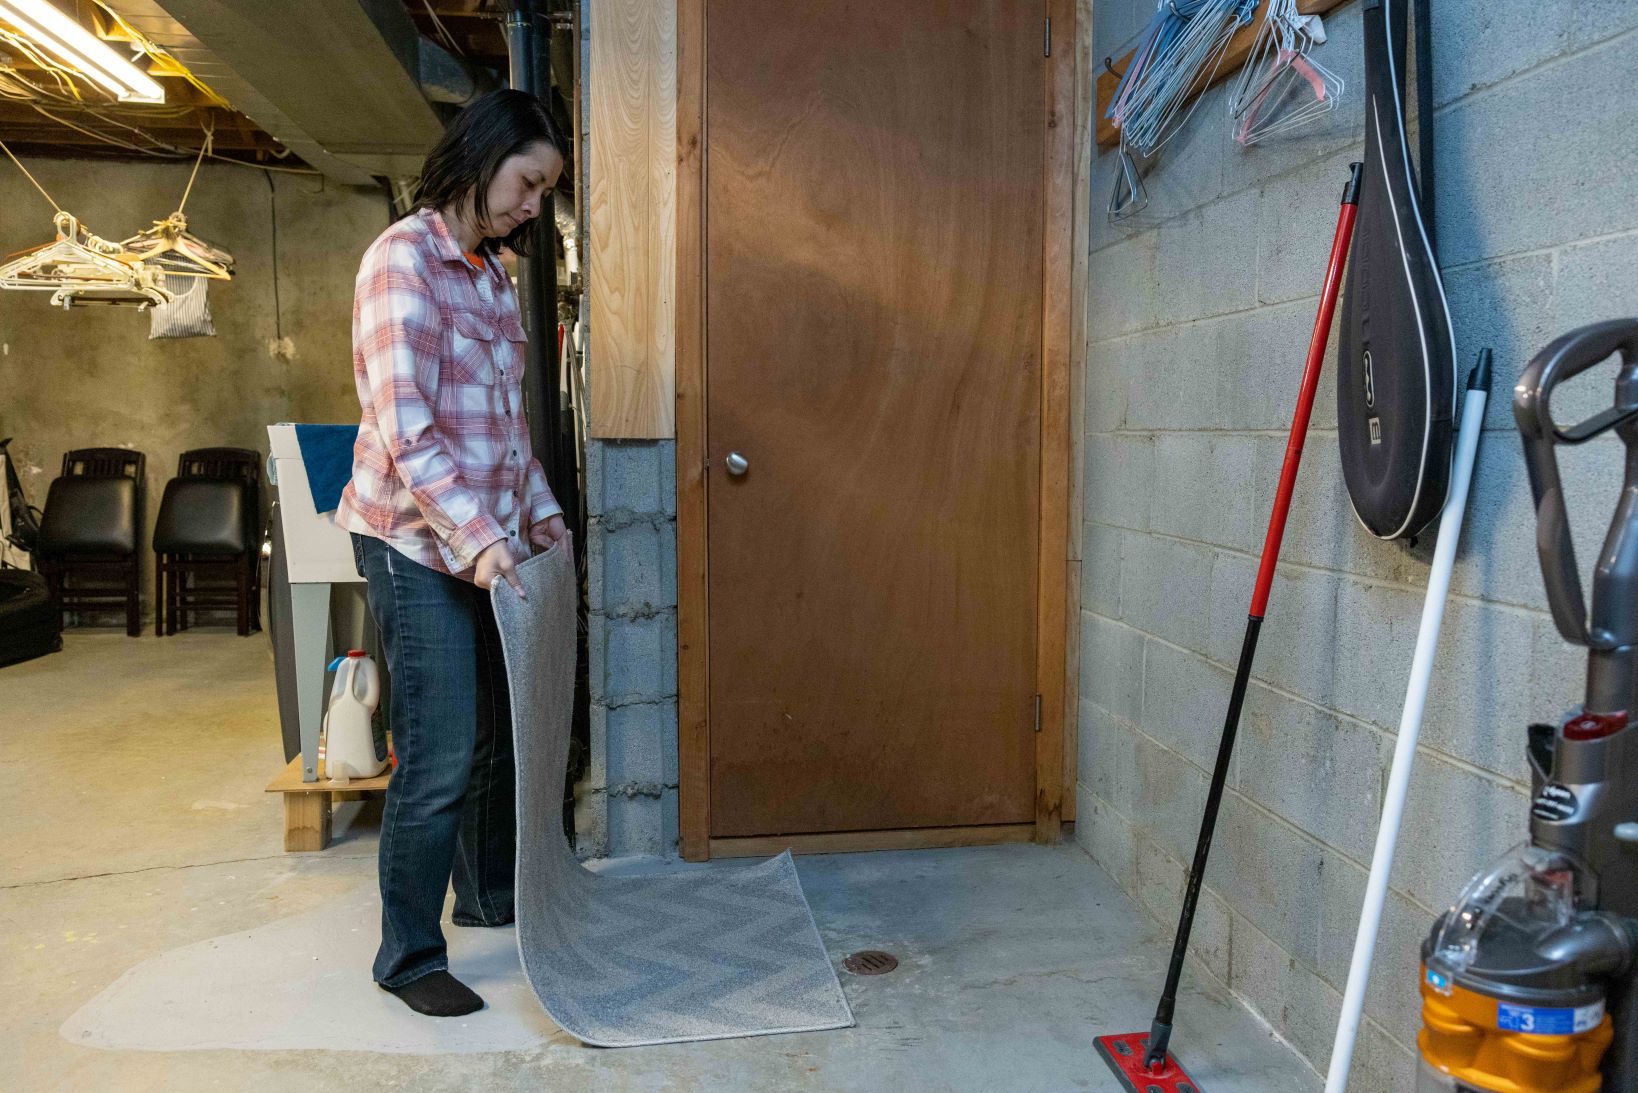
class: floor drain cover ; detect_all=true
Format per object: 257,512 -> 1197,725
843,950 -> 899,975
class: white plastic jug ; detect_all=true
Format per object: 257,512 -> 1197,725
323,649 -> 386,782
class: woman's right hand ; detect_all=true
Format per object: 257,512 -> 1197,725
474,539 -> 526,599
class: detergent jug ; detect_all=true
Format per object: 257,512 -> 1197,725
323,649 -> 386,781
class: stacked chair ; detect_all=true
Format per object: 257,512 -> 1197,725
0,436 -> 60,667
35,448 -> 146,636
153,447 -> 262,636
0,570 -> 61,667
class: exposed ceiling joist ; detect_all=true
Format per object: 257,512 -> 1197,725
3,1 -> 577,183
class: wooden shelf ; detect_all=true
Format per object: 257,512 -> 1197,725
265,756 -> 390,794
1095,0 -> 1350,149
265,757 -> 390,851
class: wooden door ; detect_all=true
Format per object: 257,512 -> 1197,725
703,0 -> 1045,838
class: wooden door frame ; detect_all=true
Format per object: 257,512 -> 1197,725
675,0 -> 1085,861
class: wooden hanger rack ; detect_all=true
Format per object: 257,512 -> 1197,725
1096,0 -> 1350,148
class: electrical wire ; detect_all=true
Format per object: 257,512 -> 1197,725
29,103 -> 170,152
87,0 -> 231,109
0,29 -> 85,98
421,0 -> 465,56
264,168 -> 283,340
73,103 -> 194,143
0,135 -> 62,212
16,98 -> 319,174
1,6 -> 315,174
206,152 -> 317,176
0,68 -> 195,130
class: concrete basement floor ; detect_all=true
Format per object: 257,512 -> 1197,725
3,631 -> 1322,1092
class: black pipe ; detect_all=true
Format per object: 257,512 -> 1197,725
1413,0 -> 1435,247
502,0 -> 590,843
502,1 -> 563,508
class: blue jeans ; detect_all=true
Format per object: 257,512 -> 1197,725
353,533 -> 516,987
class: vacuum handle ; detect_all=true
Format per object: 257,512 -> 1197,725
1514,319 -> 1638,648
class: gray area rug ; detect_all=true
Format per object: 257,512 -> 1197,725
494,543 -> 855,1047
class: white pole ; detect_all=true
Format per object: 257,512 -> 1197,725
1324,362 -> 1491,1092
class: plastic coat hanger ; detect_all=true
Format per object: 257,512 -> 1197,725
0,212 -> 173,309
119,128 -> 235,282
120,212 -> 235,281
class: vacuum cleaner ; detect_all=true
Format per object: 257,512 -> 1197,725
1416,319 -> 1638,1093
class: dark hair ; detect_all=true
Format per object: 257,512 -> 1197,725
413,89 -> 566,256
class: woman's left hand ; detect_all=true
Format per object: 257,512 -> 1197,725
530,514 -> 568,549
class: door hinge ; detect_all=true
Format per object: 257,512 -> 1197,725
1033,694 -> 1043,732
1044,16 -> 1052,57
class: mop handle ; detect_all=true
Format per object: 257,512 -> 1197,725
1325,355 -> 1492,1093
1142,163 -> 1363,1072
1250,167 -> 1362,618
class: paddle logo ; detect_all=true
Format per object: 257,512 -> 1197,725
1363,349 -> 1382,445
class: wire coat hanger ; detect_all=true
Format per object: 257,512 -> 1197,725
1227,0 -> 1344,146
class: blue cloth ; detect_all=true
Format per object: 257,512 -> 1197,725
293,424 -> 358,514
352,534 -> 516,987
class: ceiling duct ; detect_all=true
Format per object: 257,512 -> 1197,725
128,0 -> 499,183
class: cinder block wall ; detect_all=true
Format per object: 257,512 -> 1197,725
1078,2 -> 1638,1088
580,440 -> 680,858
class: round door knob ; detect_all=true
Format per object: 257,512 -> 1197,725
725,452 -> 749,476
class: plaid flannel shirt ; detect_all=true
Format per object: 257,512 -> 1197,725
335,207 -> 561,576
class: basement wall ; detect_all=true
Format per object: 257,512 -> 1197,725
1078,2 -> 1638,1088
0,158 -> 387,623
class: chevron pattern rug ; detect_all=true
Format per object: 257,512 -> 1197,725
494,543 -> 855,1047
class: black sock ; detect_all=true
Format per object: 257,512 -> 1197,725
451,910 -> 514,928
380,970 -> 484,1017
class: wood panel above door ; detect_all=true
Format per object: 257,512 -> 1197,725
588,0 -> 677,439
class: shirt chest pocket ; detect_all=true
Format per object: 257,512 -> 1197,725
448,310 -> 527,385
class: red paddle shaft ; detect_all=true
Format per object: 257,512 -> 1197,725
1105,163 -> 1364,1082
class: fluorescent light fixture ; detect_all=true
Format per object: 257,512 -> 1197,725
0,0 -> 165,104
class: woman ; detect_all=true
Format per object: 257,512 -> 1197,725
335,89 -> 567,1018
